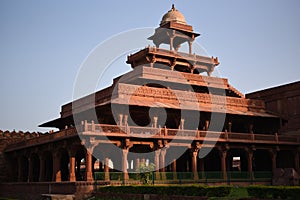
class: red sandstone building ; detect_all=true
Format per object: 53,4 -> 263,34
0,5 -> 299,199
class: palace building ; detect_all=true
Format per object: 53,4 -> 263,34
0,5 -> 299,199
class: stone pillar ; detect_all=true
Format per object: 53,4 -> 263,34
86,151 -> 93,181
221,150 -> 227,180
271,151 -> 277,172
52,153 -> 61,182
27,157 -> 32,182
188,41 -> 192,54
154,149 -> 161,180
205,120 -> 210,131
295,151 -> 300,174
172,159 -> 177,180
180,118 -> 185,130
160,148 -> 167,180
119,114 -> 123,126
192,151 -> 199,180
249,124 -> 254,133
228,122 -> 232,133
122,149 -> 129,181
170,36 -> 174,51
39,156 -> 45,182
104,158 -> 110,181
199,159 -> 205,179
69,156 -> 76,182
153,116 -> 158,128
135,158 -> 140,171
124,114 -> 128,126
247,150 -> 253,179
17,157 -> 22,182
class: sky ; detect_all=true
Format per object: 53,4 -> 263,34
0,0 -> 299,132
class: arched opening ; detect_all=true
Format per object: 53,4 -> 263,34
43,151 -> 53,181
30,153 -> 40,182
75,147 -> 86,181
60,149 -> 69,181
253,149 -> 272,171
19,156 -> 29,182
277,150 -> 295,169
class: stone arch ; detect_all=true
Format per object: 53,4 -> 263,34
42,151 -> 53,181
59,148 -> 69,181
75,146 -> 86,181
253,149 -> 272,171
29,153 -> 40,182
277,150 -> 295,169
19,155 -> 29,182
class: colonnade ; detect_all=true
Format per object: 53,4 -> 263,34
11,141 -> 299,183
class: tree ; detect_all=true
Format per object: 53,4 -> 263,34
136,162 -> 155,184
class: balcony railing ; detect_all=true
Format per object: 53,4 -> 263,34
5,122 -> 300,152
82,122 -> 300,145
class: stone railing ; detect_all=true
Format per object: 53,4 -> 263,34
82,122 -> 300,145
5,122 -> 300,152
5,127 -> 77,151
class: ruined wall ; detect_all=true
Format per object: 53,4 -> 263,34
0,130 -> 41,182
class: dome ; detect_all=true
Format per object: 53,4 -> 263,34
160,4 -> 187,26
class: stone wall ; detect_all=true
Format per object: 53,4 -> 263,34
0,130 -> 41,182
0,182 -> 94,200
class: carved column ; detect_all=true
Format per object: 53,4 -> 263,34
221,150 -> 227,180
27,157 -> 32,182
154,149 -> 161,180
180,118 -> 185,130
188,40 -> 193,54
119,114 -> 123,126
170,36 -> 174,51
104,158 -> 110,181
124,114 -> 128,126
247,149 -> 253,176
192,150 -> 199,180
86,150 -> 93,181
205,120 -> 210,131
295,150 -> 300,174
69,155 -> 76,182
122,149 -> 129,181
52,152 -> 61,182
17,156 -> 22,182
135,158 -> 140,171
135,158 -> 140,172
270,149 -> 277,172
172,159 -> 177,180
39,155 -> 45,182
153,116 -> 158,128
199,158 -> 205,179
160,148 -> 167,180
228,122 -> 232,133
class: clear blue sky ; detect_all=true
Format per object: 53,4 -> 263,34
0,0 -> 299,132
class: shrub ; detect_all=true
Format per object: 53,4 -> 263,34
206,186 -> 232,197
247,185 -> 300,199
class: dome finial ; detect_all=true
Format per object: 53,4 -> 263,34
171,4 -> 175,11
